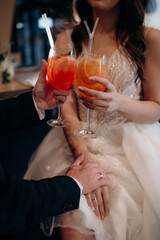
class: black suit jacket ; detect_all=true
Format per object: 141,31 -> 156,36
0,91 -> 80,235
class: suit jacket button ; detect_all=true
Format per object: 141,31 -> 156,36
63,204 -> 73,213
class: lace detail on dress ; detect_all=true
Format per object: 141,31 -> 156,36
75,46 -> 142,127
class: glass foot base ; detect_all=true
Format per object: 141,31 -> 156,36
47,119 -> 71,128
74,129 -> 97,139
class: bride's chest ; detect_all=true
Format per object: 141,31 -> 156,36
108,49 -> 138,92
82,43 -> 138,92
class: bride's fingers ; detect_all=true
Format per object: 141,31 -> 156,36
79,92 -> 112,102
78,87 -> 106,99
95,188 -> 106,220
82,101 -> 111,112
101,186 -> 110,217
89,77 -> 115,91
91,196 -> 101,219
90,189 -> 104,219
79,95 -> 112,107
85,193 -> 95,211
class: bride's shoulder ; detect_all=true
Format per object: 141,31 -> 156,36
144,26 -> 160,45
144,27 -> 160,58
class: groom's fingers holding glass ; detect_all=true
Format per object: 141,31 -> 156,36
53,89 -> 70,104
53,89 -> 70,97
53,95 -> 67,105
36,59 -> 47,84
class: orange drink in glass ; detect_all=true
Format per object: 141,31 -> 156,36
47,55 -> 77,90
75,53 -> 108,138
76,54 -> 108,98
47,47 -> 77,127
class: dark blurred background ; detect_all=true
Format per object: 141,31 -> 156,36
1,0 -> 159,67
0,0 -> 74,179
0,1 -> 73,239
11,0 -> 73,67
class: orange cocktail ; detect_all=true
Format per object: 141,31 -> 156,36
76,54 -> 108,98
46,47 -> 77,128
47,55 -> 77,90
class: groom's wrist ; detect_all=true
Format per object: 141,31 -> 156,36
32,94 -> 45,120
70,177 -> 83,194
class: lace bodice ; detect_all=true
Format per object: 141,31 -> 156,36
76,46 -> 142,127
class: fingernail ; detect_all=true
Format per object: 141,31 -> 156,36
78,86 -> 84,91
89,77 -> 96,80
106,210 -> 109,215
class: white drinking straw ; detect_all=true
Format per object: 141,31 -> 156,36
83,17 -> 99,57
42,13 -> 54,48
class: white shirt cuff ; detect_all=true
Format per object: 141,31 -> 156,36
32,95 -> 45,120
71,177 -> 83,194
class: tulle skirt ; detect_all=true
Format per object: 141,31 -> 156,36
24,121 -> 160,240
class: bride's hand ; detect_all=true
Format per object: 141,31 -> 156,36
85,185 -> 110,220
78,76 -> 120,113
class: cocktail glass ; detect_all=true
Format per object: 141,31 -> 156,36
47,47 -> 77,127
74,53 -> 108,138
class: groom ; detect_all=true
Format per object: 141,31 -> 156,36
0,60 -> 108,236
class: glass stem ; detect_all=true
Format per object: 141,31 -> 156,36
86,109 -> 91,131
57,103 -> 63,122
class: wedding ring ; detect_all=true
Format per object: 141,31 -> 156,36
92,197 -> 97,201
99,173 -> 104,179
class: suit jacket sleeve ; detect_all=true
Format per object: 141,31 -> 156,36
0,91 -> 44,133
0,163 -> 80,234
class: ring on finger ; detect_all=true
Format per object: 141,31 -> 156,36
92,197 -> 97,201
99,173 -> 104,179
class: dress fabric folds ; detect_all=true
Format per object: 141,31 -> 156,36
24,44 -> 160,240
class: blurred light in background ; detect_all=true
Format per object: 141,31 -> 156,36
10,0 -> 73,67
10,0 -> 160,67
145,0 -> 160,30
38,17 -> 54,29
16,22 -> 24,29
147,0 -> 157,13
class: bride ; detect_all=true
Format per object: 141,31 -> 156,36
24,0 -> 160,239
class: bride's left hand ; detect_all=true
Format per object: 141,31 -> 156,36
78,76 -> 120,112
85,185 -> 110,220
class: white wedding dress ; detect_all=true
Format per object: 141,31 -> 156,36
24,41 -> 160,240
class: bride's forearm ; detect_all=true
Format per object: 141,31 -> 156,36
62,94 -> 91,162
118,94 -> 160,123
63,118 -> 91,161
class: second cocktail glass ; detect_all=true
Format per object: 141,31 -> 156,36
75,53 -> 108,138
47,47 -> 77,127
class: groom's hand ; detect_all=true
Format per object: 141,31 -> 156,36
33,59 -> 69,111
66,153 -> 109,194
